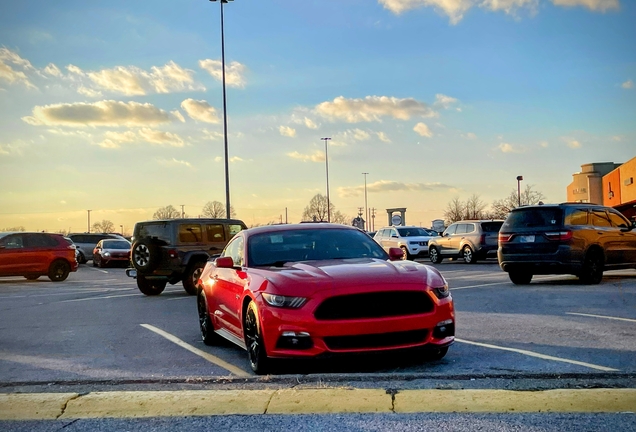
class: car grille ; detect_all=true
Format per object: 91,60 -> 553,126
324,329 -> 429,350
314,291 -> 434,321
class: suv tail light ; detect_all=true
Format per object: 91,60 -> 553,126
544,231 -> 572,241
480,234 -> 486,244
498,233 -> 513,243
168,249 -> 179,259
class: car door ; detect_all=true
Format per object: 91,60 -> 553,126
589,209 -> 618,265
386,228 -> 399,250
24,233 -> 57,272
607,209 -> 636,264
211,235 -> 247,337
437,224 -> 457,256
0,234 -> 28,275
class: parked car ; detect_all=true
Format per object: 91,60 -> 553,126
0,232 -> 78,282
67,233 -> 125,264
428,220 -> 504,264
498,203 -> 636,285
63,236 -> 80,263
197,223 -> 455,374
373,226 -> 438,260
126,218 -> 247,295
93,239 -> 132,268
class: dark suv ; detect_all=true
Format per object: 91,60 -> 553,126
498,203 -> 636,285
126,218 -> 247,296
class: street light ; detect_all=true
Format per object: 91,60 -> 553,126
120,225 -> 124,236
87,210 -> 91,233
516,175 -> 523,207
210,0 -> 233,219
321,137 -> 331,222
362,172 -> 369,231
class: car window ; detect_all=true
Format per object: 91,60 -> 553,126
444,225 -> 457,236
590,210 -> 611,227
0,234 -> 24,249
228,224 -> 244,237
179,224 -> 203,243
137,223 -> 171,244
465,224 -> 476,234
389,229 -> 398,237
25,233 -> 59,247
206,224 -> 226,242
455,224 -> 468,234
480,222 -> 503,233
222,236 -> 244,266
565,208 -> 588,226
397,227 -> 431,237
607,210 -> 630,228
504,208 -> 563,229
103,240 -> 131,249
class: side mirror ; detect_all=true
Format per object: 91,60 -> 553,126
215,256 -> 234,268
388,247 -> 404,261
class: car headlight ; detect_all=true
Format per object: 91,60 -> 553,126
432,283 -> 450,299
262,293 -> 307,308
103,251 -> 111,257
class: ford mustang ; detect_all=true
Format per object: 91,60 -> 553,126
196,223 -> 454,374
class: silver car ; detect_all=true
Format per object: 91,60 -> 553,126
373,226 -> 438,260
428,220 -> 504,264
67,233 -> 125,264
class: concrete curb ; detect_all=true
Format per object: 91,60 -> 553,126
1,388 -> 635,420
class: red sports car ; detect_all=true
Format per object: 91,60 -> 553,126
197,223 -> 454,374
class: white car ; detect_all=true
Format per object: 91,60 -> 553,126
373,226 -> 439,260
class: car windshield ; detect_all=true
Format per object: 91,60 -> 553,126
248,228 -> 388,267
397,228 -> 432,237
102,240 -> 131,249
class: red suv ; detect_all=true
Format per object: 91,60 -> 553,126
0,232 -> 79,282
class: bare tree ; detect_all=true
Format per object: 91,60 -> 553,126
443,197 -> 465,225
490,185 -> 546,219
202,201 -> 236,218
331,210 -> 351,225
91,220 -> 115,233
153,205 -> 181,220
302,194 -> 329,222
1,226 -> 26,232
465,194 -> 487,220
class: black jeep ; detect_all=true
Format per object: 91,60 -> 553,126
126,218 -> 247,295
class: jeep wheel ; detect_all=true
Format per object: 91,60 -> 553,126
579,250 -> 604,285
136,275 -> 166,296
183,261 -> 205,295
131,240 -> 160,272
429,247 -> 443,264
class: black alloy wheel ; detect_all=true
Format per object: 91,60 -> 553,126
183,261 -> 205,295
198,290 -> 218,345
400,246 -> 411,261
136,275 -> 167,296
579,250 -> 604,285
244,302 -> 268,374
429,247 -> 443,264
77,251 -> 86,264
509,271 -> 533,285
48,260 -> 70,282
462,246 -> 477,264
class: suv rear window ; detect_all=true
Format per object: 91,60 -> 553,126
137,223 -> 171,244
480,222 -> 503,232
504,208 -> 563,229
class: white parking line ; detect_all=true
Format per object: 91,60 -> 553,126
166,297 -> 194,301
451,275 -> 574,290
140,324 -> 249,377
455,338 -> 619,372
566,312 -> 636,323
60,293 -> 141,303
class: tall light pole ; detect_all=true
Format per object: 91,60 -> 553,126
321,137 -> 331,222
87,210 -> 91,233
516,175 -> 523,207
210,0 -> 233,219
362,172 -> 369,231
120,224 -> 124,236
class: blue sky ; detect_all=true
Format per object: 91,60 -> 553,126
0,0 -> 634,232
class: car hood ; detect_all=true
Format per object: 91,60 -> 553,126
402,236 -> 435,242
250,258 -> 445,295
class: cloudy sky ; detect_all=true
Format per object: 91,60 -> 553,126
0,0 -> 634,232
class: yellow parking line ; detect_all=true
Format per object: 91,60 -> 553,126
140,324 -> 250,377
455,338 -> 618,372
566,312 -> 636,323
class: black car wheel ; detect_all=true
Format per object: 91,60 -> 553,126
136,275 -> 166,296
183,261 -> 205,295
24,274 -> 40,281
429,247 -> 443,264
244,302 -> 268,375
77,251 -> 86,264
131,240 -> 160,272
400,246 -> 411,261
509,271 -> 533,285
48,260 -> 70,282
462,246 -> 477,264
198,290 -> 218,345
579,250 -> 604,285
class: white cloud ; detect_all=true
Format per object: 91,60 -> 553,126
287,150 -> 325,162
279,126 -> 297,138
47,129 -> 93,139
352,129 -> 370,141
0,48 -> 36,88
0,141 -> 28,157
98,128 -> 185,149
202,129 -> 224,141
43,63 -> 61,77
565,139 -> 582,149
157,158 -> 193,169
171,110 -> 185,123
214,156 -> 222,162
316,95 -> 437,123
378,0 -> 474,23
434,93 -> 458,109
551,0 -> 619,12
462,132 -> 477,139
338,180 -> 452,197
199,59 -> 246,88
622,79 -> 634,89
304,117 -> 318,129
482,0 -> 538,15
22,100 -> 181,127
77,86 -> 103,98
539,141 -> 549,148
413,122 -> 433,137
230,156 -> 244,163
376,131 -> 391,143
66,64 -> 85,76
611,135 -> 623,142
180,99 -> 220,123
498,142 -> 524,153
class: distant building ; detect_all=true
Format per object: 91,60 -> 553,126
566,162 -> 621,204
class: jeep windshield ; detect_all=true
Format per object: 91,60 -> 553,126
397,228 -> 432,237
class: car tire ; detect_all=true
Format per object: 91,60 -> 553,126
92,257 -> 98,267
429,247 -> 443,264
579,250 -> 604,285
400,246 -> 411,261
509,271 -> 533,285
25,274 -> 40,281
98,257 -> 106,268
244,301 -> 269,375
462,246 -> 477,264
424,346 -> 449,361
77,251 -> 86,264
131,240 -> 160,272
136,275 -> 166,296
48,260 -> 70,282
183,261 -> 205,295
198,290 -> 219,345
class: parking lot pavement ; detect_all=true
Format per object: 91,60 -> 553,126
0,262 -> 635,387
